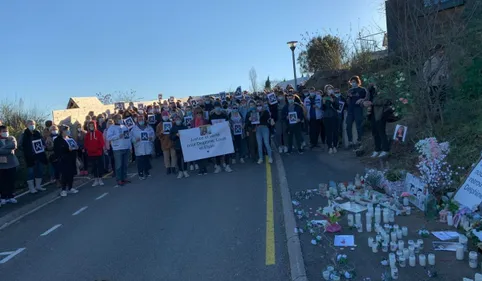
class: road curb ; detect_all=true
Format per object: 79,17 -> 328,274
272,147 -> 308,281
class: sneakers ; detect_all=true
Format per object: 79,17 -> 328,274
225,165 -> 233,173
371,151 -> 380,158
222,163 -> 227,168
378,151 -> 389,158
268,157 -> 273,164
278,146 -> 283,154
240,158 -> 245,164
214,165 -> 222,174
257,159 -> 263,164
189,165 -> 194,171
0,199 -> 6,205
328,148 -> 333,154
60,191 -> 67,197
183,171 -> 190,178
69,188 -> 79,194
194,164 -> 199,170
92,179 -> 99,187
283,146 -> 288,153
333,147 -> 338,153
98,178 -> 104,186
232,159 -> 236,165
177,172 -> 184,179
139,175 -> 146,180
27,180 -> 37,194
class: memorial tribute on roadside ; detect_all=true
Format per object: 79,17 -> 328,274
180,122 -> 234,162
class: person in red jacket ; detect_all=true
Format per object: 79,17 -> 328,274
84,121 -> 105,186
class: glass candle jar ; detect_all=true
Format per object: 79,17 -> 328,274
402,226 -> 408,236
419,254 -> 426,266
469,251 -> 478,269
428,253 -> 435,266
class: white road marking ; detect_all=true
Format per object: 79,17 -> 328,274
40,224 -> 62,236
0,248 -> 26,264
72,206 -> 88,216
95,192 -> 108,200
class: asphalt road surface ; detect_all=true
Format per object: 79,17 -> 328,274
0,158 -> 289,281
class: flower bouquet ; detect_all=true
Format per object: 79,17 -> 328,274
325,211 -> 342,233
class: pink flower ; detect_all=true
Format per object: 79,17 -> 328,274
402,99 -> 408,104
399,98 -> 404,101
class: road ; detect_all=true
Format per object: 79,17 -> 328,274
0,158 -> 289,281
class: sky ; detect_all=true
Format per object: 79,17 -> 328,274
0,0 -> 386,115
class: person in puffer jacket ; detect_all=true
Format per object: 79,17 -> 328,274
130,115 -> 155,180
84,120 -> 105,186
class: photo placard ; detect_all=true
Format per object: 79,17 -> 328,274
163,122 -> 172,135
288,112 -> 298,124
267,92 -> 278,105
32,139 -> 44,154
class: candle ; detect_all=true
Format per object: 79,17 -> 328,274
355,213 -> 362,226
396,229 -> 403,239
368,203 -> 374,214
409,245 -> 415,256
428,253 -> 435,265
391,231 -> 398,243
447,212 -> 454,226
357,223 -> 363,233
327,266 -> 334,272
403,197 -> 409,206
469,251 -> 478,269
384,223 -> 391,232
391,266 -> 399,280
398,240 -> 405,250
390,241 -> 398,252
323,271 -> 330,281
384,234 -> 390,243
396,249 -> 403,259
460,235 -> 468,251
347,214 -> 354,227
375,211 -> 381,224
374,223 -> 381,233
372,243 -> 378,253
419,254 -> 426,266
405,207 -> 411,215
368,237 -> 374,247
456,244 -> 464,260
393,224 -> 399,231
366,212 -> 372,224
403,248 -> 409,259
399,256 -> 406,267
389,211 -> 395,223
409,254 -> 416,267
417,239 -> 424,251
402,226 -> 408,236
383,208 -> 389,223
408,240 -> 414,247
366,222 -> 372,232
376,235 -> 382,243
389,253 -> 396,264
382,241 -> 389,252
414,243 -> 420,254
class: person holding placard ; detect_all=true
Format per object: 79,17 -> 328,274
304,88 -> 323,149
106,114 -> 132,186
364,84 -> 391,158
282,93 -> 305,154
228,103 -> 246,164
45,125 -> 61,187
156,111 -> 177,175
84,121 -> 105,186
19,120 -> 48,194
346,75 -> 367,148
0,125 -> 20,204
54,125 -> 80,197
130,115 -> 154,180
209,101 -> 233,173
254,101 -> 273,164
170,116 -> 190,179
274,91 -> 288,154
323,85 -> 341,154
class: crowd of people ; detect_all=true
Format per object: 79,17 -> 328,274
0,75 -> 393,204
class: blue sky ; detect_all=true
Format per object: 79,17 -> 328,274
0,0 -> 386,114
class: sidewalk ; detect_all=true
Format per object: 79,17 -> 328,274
282,149 -> 478,280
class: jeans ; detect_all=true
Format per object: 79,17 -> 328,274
113,149 -> 129,181
287,123 -> 303,152
163,148 -> 177,168
275,121 -> 287,147
233,135 -> 246,160
346,108 -> 364,143
0,167 -> 16,199
371,115 -> 389,152
136,155 -> 151,176
89,156 -> 103,178
324,117 -> 339,149
27,161 -> 44,181
176,149 -> 187,171
256,125 -> 272,160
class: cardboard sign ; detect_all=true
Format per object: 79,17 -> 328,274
115,102 -> 125,111
267,92 -> 278,105
233,123 -> 242,135
66,138 -> 78,150
140,132 -> 149,141
148,115 -> 156,125
454,157 -> 482,209
250,112 -> 260,124
337,101 -> 345,114
163,122 -> 172,135
404,173 -> 427,211
123,117 -> 135,129
288,112 -> 298,124
32,139 -> 44,154
184,116 -> 193,128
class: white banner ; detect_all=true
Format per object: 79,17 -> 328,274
180,122 -> 234,162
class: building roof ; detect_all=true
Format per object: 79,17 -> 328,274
67,97 -> 104,109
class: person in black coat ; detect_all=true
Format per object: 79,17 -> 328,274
54,125 -> 79,197
19,120 -> 48,194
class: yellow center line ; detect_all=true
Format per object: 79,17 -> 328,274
265,156 -> 275,266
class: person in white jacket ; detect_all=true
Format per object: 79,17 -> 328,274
130,115 -> 155,180
106,114 -> 131,186
304,88 -> 324,149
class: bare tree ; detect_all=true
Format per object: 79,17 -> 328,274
249,67 -> 258,92
114,89 -> 143,103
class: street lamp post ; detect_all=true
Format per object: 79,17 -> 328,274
287,41 -> 298,90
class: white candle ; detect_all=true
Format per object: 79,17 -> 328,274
391,266 -> 399,280
376,235 -> 382,243
460,235 -> 468,251
469,251 -> 478,269
399,256 -> 406,267
366,222 -> 372,232
396,229 -> 403,239
408,240 -> 414,247
382,241 -> 389,252
409,245 -> 415,256
447,212 -> 453,226
409,254 -> 416,267
374,223 -> 381,233
405,206 -> 411,215
419,254 -> 426,266
403,197 -> 409,206
391,231 -> 398,243
366,212 -> 372,224
384,234 -> 390,243
372,243 -> 378,253
375,212 -> 381,224
402,226 -> 408,236
389,253 -> 396,264
398,240 -> 405,250
383,208 -> 389,223
355,213 -> 362,226
393,224 -> 399,231
428,253 -> 435,265
368,237 -> 374,247
417,239 -> 424,251
357,223 -> 363,233
390,241 -> 398,252
347,214 -> 354,227
323,271 -> 330,281
403,248 -> 409,259
456,244 -> 464,260
389,211 -> 395,223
